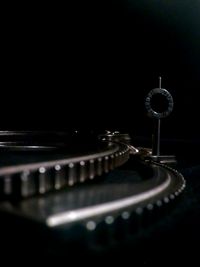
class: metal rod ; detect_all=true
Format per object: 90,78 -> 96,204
157,119 -> 160,156
159,76 -> 162,89
152,119 -> 160,156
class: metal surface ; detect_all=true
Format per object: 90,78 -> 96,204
0,130 -> 186,254
0,139 -> 130,199
0,158 -> 185,238
0,131 -> 68,150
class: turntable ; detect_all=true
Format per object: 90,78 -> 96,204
0,81 -> 194,264
0,129 -> 186,260
1,0 -> 200,264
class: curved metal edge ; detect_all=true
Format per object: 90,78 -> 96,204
46,162 -> 185,228
0,143 -> 130,199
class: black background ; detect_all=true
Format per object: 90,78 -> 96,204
1,0 -> 200,139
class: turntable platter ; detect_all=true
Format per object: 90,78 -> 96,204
3,159 -> 184,229
0,130 -> 186,262
0,131 -> 129,199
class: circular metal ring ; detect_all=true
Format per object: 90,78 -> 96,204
145,88 -> 174,119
